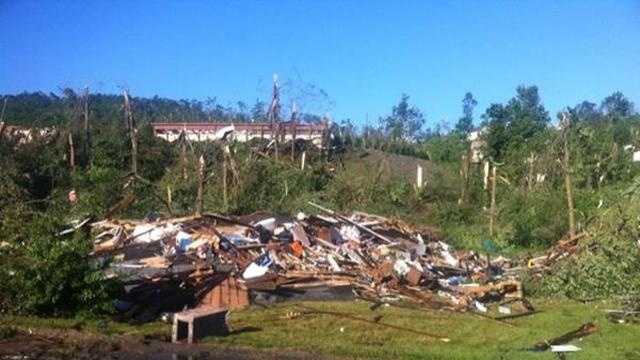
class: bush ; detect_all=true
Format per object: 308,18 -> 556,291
501,189 -> 568,248
533,240 -> 640,299
531,188 -> 640,299
0,212 -> 120,316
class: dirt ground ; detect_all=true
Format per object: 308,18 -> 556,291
0,329 -> 338,360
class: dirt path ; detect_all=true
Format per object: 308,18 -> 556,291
0,331 -> 339,360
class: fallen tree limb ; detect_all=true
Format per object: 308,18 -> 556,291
530,323 -> 597,351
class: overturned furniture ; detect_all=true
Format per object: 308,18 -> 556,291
172,306 -> 230,343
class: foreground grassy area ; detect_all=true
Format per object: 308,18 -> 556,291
206,299 -> 640,360
2,298 -> 639,359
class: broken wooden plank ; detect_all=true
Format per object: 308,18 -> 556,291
530,323 -> 597,351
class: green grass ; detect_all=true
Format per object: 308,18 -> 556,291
3,298 -> 639,359
0,315 -> 167,338
204,299 -> 640,360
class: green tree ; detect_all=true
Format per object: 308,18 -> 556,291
380,94 -> 425,142
455,92 -> 477,135
250,99 -> 267,122
600,91 -> 635,118
482,85 -> 550,160
570,100 -> 601,122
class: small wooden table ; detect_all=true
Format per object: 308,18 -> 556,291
172,306 -> 230,343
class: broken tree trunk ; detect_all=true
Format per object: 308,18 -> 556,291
489,165 -> 497,236
458,153 -> 471,204
291,120 -> 296,161
269,75 -> 280,161
416,165 -> 423,190
167,186 -> 173,214
274,123 -> 279,160
561,113 -> 576,238
224,144 -> 240,184
83,87 -> 91,166
526,153 -> 535,193
483,160 -> 489,191
222,154 -> 228,210
68,132 -> 75,172
123,90 -> 138,176
0,97 -> 6,124
180,133 -> 188,180
196,155 -> 205,216
0,97 -> 7,140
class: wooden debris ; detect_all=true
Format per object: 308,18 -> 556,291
91,208 -> 523,322
531,323 -> 598,351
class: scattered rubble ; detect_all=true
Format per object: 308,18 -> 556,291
90,203 -> 525,323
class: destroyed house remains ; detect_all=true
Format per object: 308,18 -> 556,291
151,122 -> 329,147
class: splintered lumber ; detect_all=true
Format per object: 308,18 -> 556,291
531,323 -> 598,351
203,213 -> 255,229
94,208 -> 522,321
308,202 -> 394,244
279,280 -> 353,289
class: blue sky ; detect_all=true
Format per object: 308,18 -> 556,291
1,1 -> 639,128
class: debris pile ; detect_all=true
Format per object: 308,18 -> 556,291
91,202 -> 523,322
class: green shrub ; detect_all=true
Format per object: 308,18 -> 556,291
531,188 -> 640,299
0,212 -> 120,316
501,190 -> 568,248
533,241 -> 640,299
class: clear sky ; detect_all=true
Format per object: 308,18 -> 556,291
1,1 -> 639,128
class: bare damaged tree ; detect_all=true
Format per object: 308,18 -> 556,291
222,152 -> 229,210
68,132 -> 75,172
0,97 -> 6,123
123,90 -> 138,176
196,155 -> 205,216
178,130 -> 188,180
0,97 -> 7,139
268,74 -> 280,160
561,112 -> 576,238
83,87 -> 91,166
291,101 -> 298,161
489,165 -> 497,236
458,150 -> 472,205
